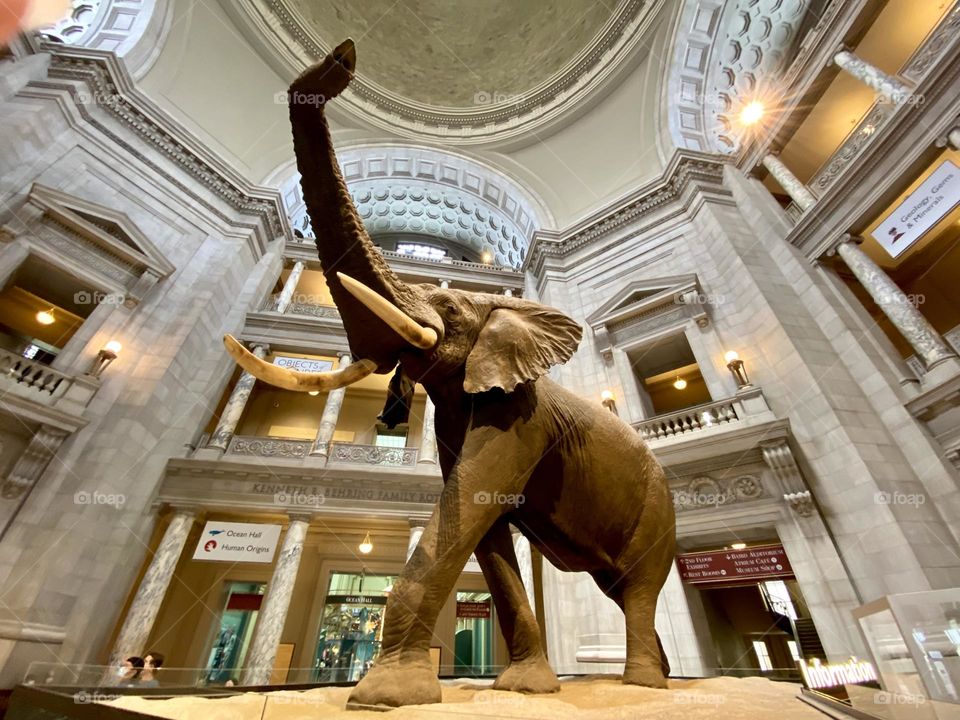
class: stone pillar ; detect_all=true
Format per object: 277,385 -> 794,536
762,153 -> 816,210
274,261 -> 305,313
511,527 -> 536,616
654,563 -> 717,676
107,509 -> 196,667
438,279 -> 450,289
309,352 -> 352,457
834,236 -> 957,371
242,514 -> 310,686
417,395 -> 438,465
204,344 -> 268,452
0,426 -> 70,540
406,517 -> 428,561
834,49 -> 913,104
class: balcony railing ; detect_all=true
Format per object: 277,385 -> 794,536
223,436 -> 420,468
329,443 -> 418,467
0,348 -> 98,422
634,397 -> 740,442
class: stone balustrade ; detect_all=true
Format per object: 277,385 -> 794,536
223,436 -> 420,468
0,348 -> 99,422
635,397 -> 740,441
328,443 -> 419,467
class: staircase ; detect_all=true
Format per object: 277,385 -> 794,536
792,617 -> 826,660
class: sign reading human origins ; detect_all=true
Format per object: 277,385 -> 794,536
193,521 -> 281,563
676,544 -> 794,585
873,159 -> 960,258
272,355 -> 334,373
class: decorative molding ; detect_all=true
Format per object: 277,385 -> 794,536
671,473 -> 764,512
784,490 -> 815,517
223,0 -> 662,144
227,436 -> 311,459
26,43 -> 290,251
901,1 -> 960,82
329,443 -> 418,468
525,152 -> 728,274
809,101 -> 892,193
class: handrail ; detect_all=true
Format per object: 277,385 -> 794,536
0,348 -> 70,397
633,396 -> 740,441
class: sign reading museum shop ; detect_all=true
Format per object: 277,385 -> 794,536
872,159 -> 960,258
193,521 -> 281,563
676,544 -> 794,585
272,355 -> 333,373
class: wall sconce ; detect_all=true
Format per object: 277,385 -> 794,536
358,532 -> 373,555
89,340 -> 122,377
600,389 -> 618,415
724,350 -> 751,388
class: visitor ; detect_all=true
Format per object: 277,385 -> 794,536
118,657 -> 144,687
139,651 -> 164,687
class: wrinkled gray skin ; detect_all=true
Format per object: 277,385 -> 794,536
285,39 -> 676,709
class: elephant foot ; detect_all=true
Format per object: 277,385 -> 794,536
346,657 -> 442,710
622,660 -> 668,689
493,655 -> 560,694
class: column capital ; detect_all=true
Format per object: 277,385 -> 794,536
823,232 -> 862,257
408,515 -> 430,529
167,503 -> 202,518
252,343 -> 270,356
287,511 -> 314,524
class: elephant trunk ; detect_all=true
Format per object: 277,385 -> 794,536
288,42 -> 440,371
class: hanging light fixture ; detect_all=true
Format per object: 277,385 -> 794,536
36,308 -> 55,325
308,390 -> 320,396
358,532 -> 373,554
673,376 -> 687,390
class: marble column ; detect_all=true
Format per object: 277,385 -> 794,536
417,396 -> 438,465
274,261 -> 305,314
309,352 -> 351,457
0,426 -> 70,540
834,236 -> 956,370
205,344 -> 268,451
108,509 -> 196,668
834,49 -> 913,104
948,128 -> 960,151
406,518 -> 427,561
762,153 -> 816,210
241,514 -> 310,686
654,563 -> 717,676
511,527 -> 536,617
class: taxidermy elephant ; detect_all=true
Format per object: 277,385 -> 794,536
224,39 -> 676,709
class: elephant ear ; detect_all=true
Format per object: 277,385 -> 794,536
464,302 -> 582,394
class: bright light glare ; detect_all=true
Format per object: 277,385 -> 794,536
739,101 -> 765,126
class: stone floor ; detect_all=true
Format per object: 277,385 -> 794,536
104,675 -> 824,719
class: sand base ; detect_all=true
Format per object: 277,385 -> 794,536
105,675 -> 823,719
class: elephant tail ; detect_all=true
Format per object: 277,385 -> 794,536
656,632 -> 671,677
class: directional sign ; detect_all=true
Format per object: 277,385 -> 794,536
193,521 -> 281,563
676,543 -> 794,585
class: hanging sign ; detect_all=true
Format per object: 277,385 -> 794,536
272,356 -> 333,373
192,521 -> 281,563
676,543 -> 794,585
457,601 -> 491,619
872,159 -> 960,258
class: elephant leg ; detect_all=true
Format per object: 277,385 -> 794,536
475,520 -> 559,694
622,580 -> 668,688
346,463 -> 526,708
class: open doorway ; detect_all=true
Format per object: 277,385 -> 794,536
628,333 -> 711,416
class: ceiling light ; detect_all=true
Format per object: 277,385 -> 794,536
358,532 -> 373,555
481,250 -> 493,264
673,377 -> 687,390
730,542 -> 747,550
739,101 -> 765,126
36,309 -> 55,325
308,390 -> 320,396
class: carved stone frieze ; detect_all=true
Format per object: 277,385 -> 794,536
783,490 -> 815,517
671,473 -> 764,512
287,303 -> 340,319
329,443 -> 418,467
228,436 -> 311,459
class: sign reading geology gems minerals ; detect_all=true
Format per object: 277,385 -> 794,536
872,159 -> 960,258
676,543 -> 794,585
272,355 -> 334,373
193,521 -> 281,563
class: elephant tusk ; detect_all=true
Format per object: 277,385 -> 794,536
337,273 -> 439,350
223,335 -> 376,392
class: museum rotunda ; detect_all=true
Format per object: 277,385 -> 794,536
0,0 -> 958,717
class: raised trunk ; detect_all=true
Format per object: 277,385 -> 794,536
288,54 -> 436,370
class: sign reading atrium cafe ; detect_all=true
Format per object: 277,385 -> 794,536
192,521 -> 281,563
676,544 -> 794,585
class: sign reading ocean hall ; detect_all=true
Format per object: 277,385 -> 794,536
193,521 -> 281,563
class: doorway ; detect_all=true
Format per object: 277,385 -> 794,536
204,581 -> 265,684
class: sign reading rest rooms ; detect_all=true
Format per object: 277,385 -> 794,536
193,521 -> 281,563
676,544 -> 793,585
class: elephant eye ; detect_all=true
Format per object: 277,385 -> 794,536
444,303 -> 460,317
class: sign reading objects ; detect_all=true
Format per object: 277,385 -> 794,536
272,355 -> 333,373
193,521 -> 281,563
676,543 -> 794,585
872,159 -> 960,258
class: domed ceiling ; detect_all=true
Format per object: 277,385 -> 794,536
223,0 -> 661,144
286,0 -> 612,109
